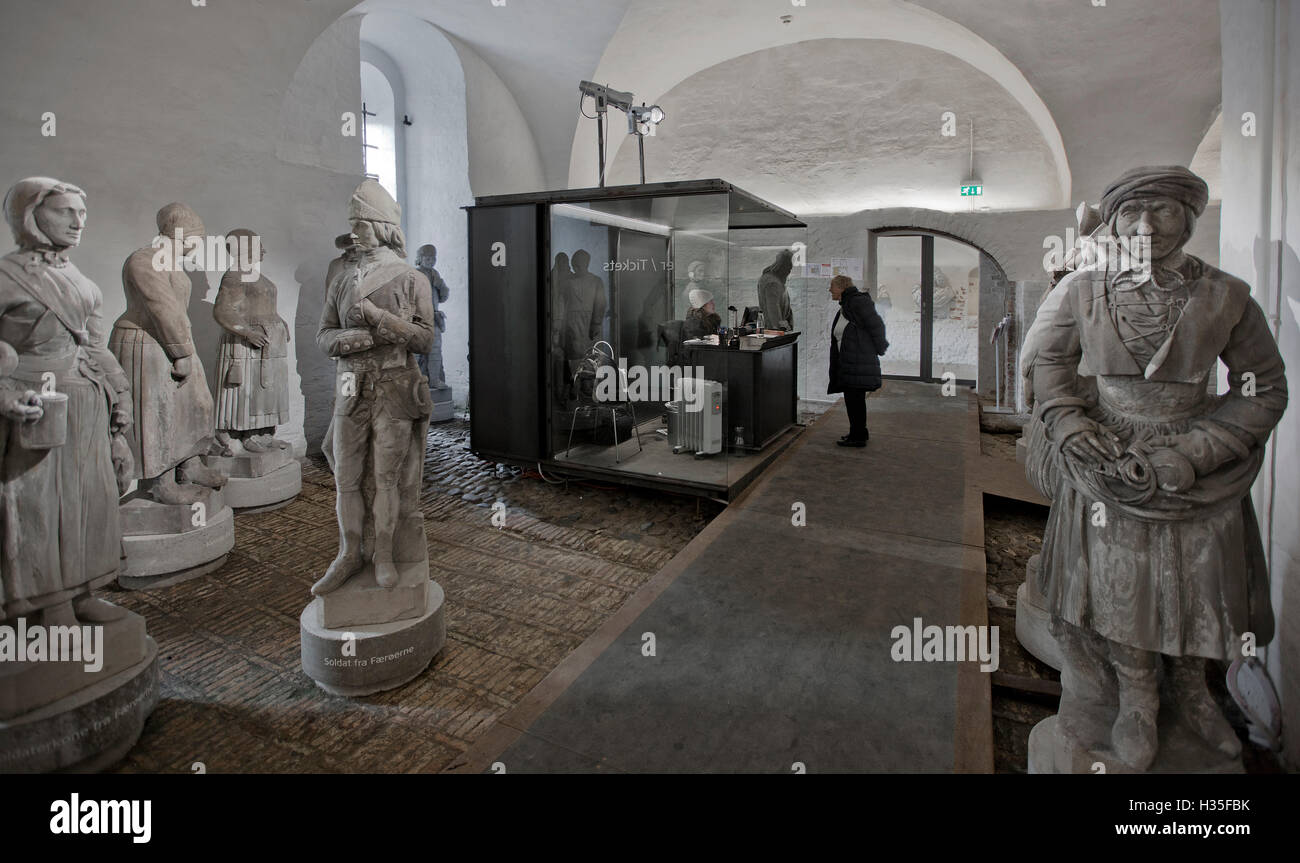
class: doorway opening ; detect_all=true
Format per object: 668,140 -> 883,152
872,231 -> 992,385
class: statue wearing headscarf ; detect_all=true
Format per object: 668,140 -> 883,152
1024,166 -> 1288,771
0,177 -> 133,623
314,180 -> 435,596
110,202 -> 225,505
212,228 -> 291,454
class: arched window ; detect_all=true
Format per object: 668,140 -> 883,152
360,60 -> 399,202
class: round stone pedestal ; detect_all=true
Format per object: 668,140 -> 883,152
119,506 -> 234,589
1028,715 -> 1245,774
300,581 -> 446,697
224,460 -> 302,512
1015,581 -> 1063,671
0,638 -> 159,773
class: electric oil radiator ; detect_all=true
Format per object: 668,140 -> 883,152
668,379 -> 723,456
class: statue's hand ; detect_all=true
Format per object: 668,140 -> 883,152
111,434 -> 134,496
1146,447 -> 1196,493
1,391 -> 44,423
241,324 -> 269,349
359,298 -> 385,328
1062,423 -> 1123,470
1143,431 -> 1224,476
110,402 -> 132,436
171,356 -> 192,382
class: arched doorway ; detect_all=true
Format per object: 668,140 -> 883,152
871,229 -> 1008,389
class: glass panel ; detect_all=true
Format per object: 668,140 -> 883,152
932,236 -> 981,382
875,235 -> 923,377
546,193 -> 733,490
540,192 -> 805,496
722,228 -> 806,490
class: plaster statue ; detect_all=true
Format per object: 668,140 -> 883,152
680,259 -> 705,317
212,228 -> 291,454
313,180 -> 435,595
560,249 -> 607,380
414,243 -> 449,388
0,178 -> 156,767
912,269 -> 957,319
758,248 -> 795,331
0,177 -> 133,622
1023,165 -> 1288,772
110,203 -> 225,505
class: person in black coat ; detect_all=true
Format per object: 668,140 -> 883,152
827,275 -> 888,446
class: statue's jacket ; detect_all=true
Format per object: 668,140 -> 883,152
317,246 -> 435,423
109,247 -> 214,479
0,250 -> 129,616
213,269 -> 290,431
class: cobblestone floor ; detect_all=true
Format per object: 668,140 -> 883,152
106,420 -> 714,773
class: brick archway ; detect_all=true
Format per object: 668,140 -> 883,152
862,208 -> 1016,281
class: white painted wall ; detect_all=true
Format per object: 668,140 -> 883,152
1,0 -> 363,458
1220,0 -> 1300,769
361,12 -> 475,411
443,33 -> 547,197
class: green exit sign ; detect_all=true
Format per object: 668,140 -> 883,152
961,184 -> 983,197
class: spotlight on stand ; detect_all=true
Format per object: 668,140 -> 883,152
579,80 -> 665,187
627,103 -> 666,135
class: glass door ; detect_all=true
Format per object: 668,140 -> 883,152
874,233 -> 980,384
875,234 -> 923,378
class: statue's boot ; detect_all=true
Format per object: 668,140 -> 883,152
149,471 -> 207,506
213,431 -> 240,457
178,455 -> 226,489
243,434 -> 272,453
372,485 -> 400,589
1111,645 -> 1160,770
1168,655 -> 1242,759
73,595 -> 129,623
311,490 -> 365,595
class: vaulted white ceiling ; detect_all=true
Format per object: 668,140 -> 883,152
605,38 -> 1061,215
346,0 -> 1222,214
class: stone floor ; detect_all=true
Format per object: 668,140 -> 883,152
100,417 -> 1280,773
105,421 -> 712,773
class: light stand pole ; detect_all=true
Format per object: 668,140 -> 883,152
638,132 -> 646,185
592,96 -> 608,187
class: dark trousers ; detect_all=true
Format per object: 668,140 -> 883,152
843,388 -> 868,440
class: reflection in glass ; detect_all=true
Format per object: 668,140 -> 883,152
931,236 -> 980,382
876,235 -> 922,378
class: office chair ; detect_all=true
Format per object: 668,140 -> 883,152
564,340 -> 643,464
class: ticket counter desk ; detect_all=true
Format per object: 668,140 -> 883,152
683,333 -> 799,451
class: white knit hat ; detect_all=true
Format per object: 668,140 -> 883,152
688,288 -> 713,309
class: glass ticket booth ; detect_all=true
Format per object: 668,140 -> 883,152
466,180 -> 807,500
